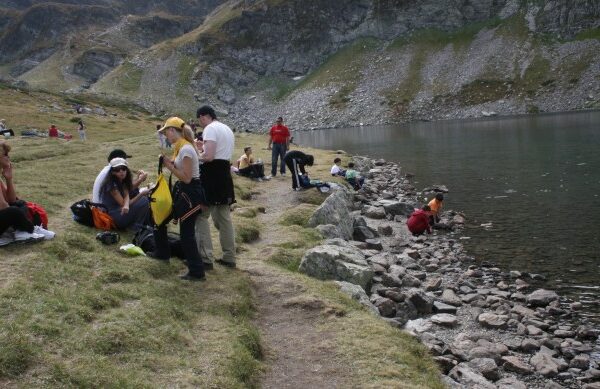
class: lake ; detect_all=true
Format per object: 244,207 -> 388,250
296,111 -> 600,319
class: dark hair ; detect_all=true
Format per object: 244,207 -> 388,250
348,162 -> 355,168
422,205 -> 431,211
435,193 -> 444,201
104,166 -> 133,194
305,154 -> 314,166
196,105 -> 217,120
244,146 -> 252,153
334,158 -> 341,163
107,149 -> 130,162
277,116 -> 283,121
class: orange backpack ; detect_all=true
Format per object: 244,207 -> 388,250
91,206 -> 116,230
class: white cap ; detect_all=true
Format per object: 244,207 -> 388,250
109,157 -> 128,168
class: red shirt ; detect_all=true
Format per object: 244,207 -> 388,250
407,209 -> 431,234
48,126 -> 58,138
270,124 -> 290,144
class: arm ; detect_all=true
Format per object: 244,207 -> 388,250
132,170 -> 148,189
299,163 -> 306,175
0,182 -> 8,210
1,158 -> 17,203
285,128 -> 290,149
199,140 -> 216,163
267,137 -> 273,150
110,188 -> 130,215
164,155 -> 194,184
129,187 -> 149,205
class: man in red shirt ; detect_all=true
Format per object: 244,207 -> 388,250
407,205 -> 432,236
267,116 -> 290,177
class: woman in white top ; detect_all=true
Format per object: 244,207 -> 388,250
152,117 -> 206,281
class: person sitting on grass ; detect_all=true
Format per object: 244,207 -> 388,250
428,193 -> 444,224
0,140 -> 55,246
0,119 -> 14,137
331,157 -> 346,177
92,149 -> 147,204
48,124 -> 59,138
407,205 -> 432,236
100,158 -> 149,231
236,146 -> 269,181
345,162 -> 365,190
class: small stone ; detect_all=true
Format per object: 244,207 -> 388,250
467,358 -> 499,381
365,239 -> 383,250
377,224 -> 394,236
520,338 -> 541,353
526,289 -> 559,307
496,377 -> 527,389
554,329 -> 576,338
433,301 -> 457,314
441,289 -> 463,306
431,313 -> 458,327
527,325 -> 544,336
502,355 -> 533,375
424,277 -> 442,291
478,312 -> 508,329
570,354 -> 590,370
448,364 -> 496,389
531,352 -> 559,377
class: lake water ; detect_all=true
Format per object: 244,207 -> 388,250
296,111 -> 600,319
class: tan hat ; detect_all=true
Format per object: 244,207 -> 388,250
158,117 -> 185,133
109,157 -> 128,168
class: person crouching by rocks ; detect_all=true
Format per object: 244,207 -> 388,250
331,157 -> 346,177
345,162 -> 365,190
151,117 -> 206,281
407,205 -> 432,236
428,193 -> 444,224
100,158 -> 149,231
283,150 -> 314,191
237,146 -> 269,181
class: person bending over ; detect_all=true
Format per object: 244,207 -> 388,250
283,150 -> 314,191
345,162 -> 365,190
407,205 -> 432,236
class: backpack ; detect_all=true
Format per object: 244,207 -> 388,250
91,207 -> 115,230
71,199 -> 95,226
150,157 -> 173,227
132,225 -> 183,258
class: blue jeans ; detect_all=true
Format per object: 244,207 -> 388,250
271,143 -> 287,176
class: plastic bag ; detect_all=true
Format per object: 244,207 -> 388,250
119,243 -> 146,256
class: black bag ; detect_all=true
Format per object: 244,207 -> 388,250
132,225 -> 184,259
71,199 -> 106,227
171,178 -> 206,221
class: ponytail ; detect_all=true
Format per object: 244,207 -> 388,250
181,124 -> 194,144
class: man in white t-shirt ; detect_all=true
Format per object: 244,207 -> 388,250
92,149 -> 147,204
195,105 -> 236,269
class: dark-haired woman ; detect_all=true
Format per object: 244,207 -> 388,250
100,157 -> 149,230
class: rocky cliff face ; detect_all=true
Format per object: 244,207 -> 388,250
1,0 -> 599,128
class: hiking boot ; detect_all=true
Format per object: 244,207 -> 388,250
216,259 -> 236,268
203,262 -> 214,271
179,272 -> 206,282
33,225 -> 56,240
146,251 -> 170,261
14,230 -> 44,243
0,231 -> 14,247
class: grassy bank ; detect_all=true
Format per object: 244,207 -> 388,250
0,86 -> 443,387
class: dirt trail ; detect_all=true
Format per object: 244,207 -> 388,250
239,176 -> 353,388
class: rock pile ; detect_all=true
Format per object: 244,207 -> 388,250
299,157 -> 600,388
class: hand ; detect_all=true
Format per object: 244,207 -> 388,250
121,205 -> 129,215
137,170 -> 148,182
138,187 -> 149,196
194,139 -> 204,151
1,158 -> 12,180
267,145 -> 272,150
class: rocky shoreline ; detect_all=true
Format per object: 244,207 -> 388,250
297,156 -> 600,388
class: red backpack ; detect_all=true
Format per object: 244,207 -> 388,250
25,202 -> 49,229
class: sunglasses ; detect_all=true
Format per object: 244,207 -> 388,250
112,166 -> 128,172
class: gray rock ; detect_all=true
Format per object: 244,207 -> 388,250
531,351 -> 560,377
554,329 -> 576,338
441,288 -> 462,306
477,312 -> 508,329
353,225 -> 379,242
308,190 -> 353,239
502,355 -> 533,375
424,277 -> 442,291
511,304 -> 537,318
404,318 -> 432,334
448,364 -> 496,389
335,281 -> 378,315
299,244 -> 373,290
381,273 -> 403,288
570,354 -> 590,370
370,295 -> 396,317
401,274 -> 422,287
362,205 -> 386,219
380,200 -> 415,217
430,313 -> 458,327
377,224 -> 394,236
406,289 -> 433,314
526,289 -> 559,307
496,377 -> 528,389
433,301 -> 457,314
433,356 -> 458,374
520,338 -> 541,353
467,358 -> 499,381
316,224 -> 344,239
527,325 -> 544,336
365,239 -> 383,250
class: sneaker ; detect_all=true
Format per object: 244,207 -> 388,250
0,231 -> 14,247
179,272 -> 206,281
216,258 -> 236,268
33,226 -> 55,240
281,173 -> 286,177
264,175 -> 272,181
13,230 -> 45,243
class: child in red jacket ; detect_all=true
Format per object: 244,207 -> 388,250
407,205 -> 432,236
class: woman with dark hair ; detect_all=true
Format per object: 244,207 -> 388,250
100,157 -> 149,230
283,150 -> 314,191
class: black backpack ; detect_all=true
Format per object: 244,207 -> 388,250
71,199 -> 95,226
132,225 -> 184,259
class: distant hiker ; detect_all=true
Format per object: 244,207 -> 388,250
331,157 -> 346,177
345,162 -> 364,190
195,105 -> 237,269
0,140 -> 55,246
157,124 -> 166,148
267,116 -> 290,177
407,205 -> 432,236
77,120 -> 86,141
92,149 -> 147,204
151,117 -> 206,281
0,119 -> 14,137
237,146 -> 269,181
428,193 -> 444,224
48,124 -> 59,138
100,158 -> 149,231
283,150 -> 314,191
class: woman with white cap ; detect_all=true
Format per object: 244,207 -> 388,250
152,117 -> 206,281
100,157 -> 149,231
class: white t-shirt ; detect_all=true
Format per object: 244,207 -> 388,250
175,144 -> 200,179
331,164 -> 342,175
202,120 -> 234,161
92,165 -> 110,203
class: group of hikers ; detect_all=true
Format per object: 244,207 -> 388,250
1,119 -> 86,141
1,105 -> 448,281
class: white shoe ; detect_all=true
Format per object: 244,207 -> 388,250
264,175 -> 272,180
257,177 -> 263,182
14,230 -> 45,243
33,225 -> 56,240
0,231 -> 14,246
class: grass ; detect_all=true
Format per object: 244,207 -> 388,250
176,55 -> 197,98
278,204 -> 317,227
574,27 -> 600,41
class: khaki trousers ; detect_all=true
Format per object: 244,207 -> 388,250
195,204 -> 236,264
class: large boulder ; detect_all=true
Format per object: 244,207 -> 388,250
379,200 -> 416,217
308,190 -> 353,239
335,281 -> 378,315
526,289 -> 559,307
299,244 -> 373,290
